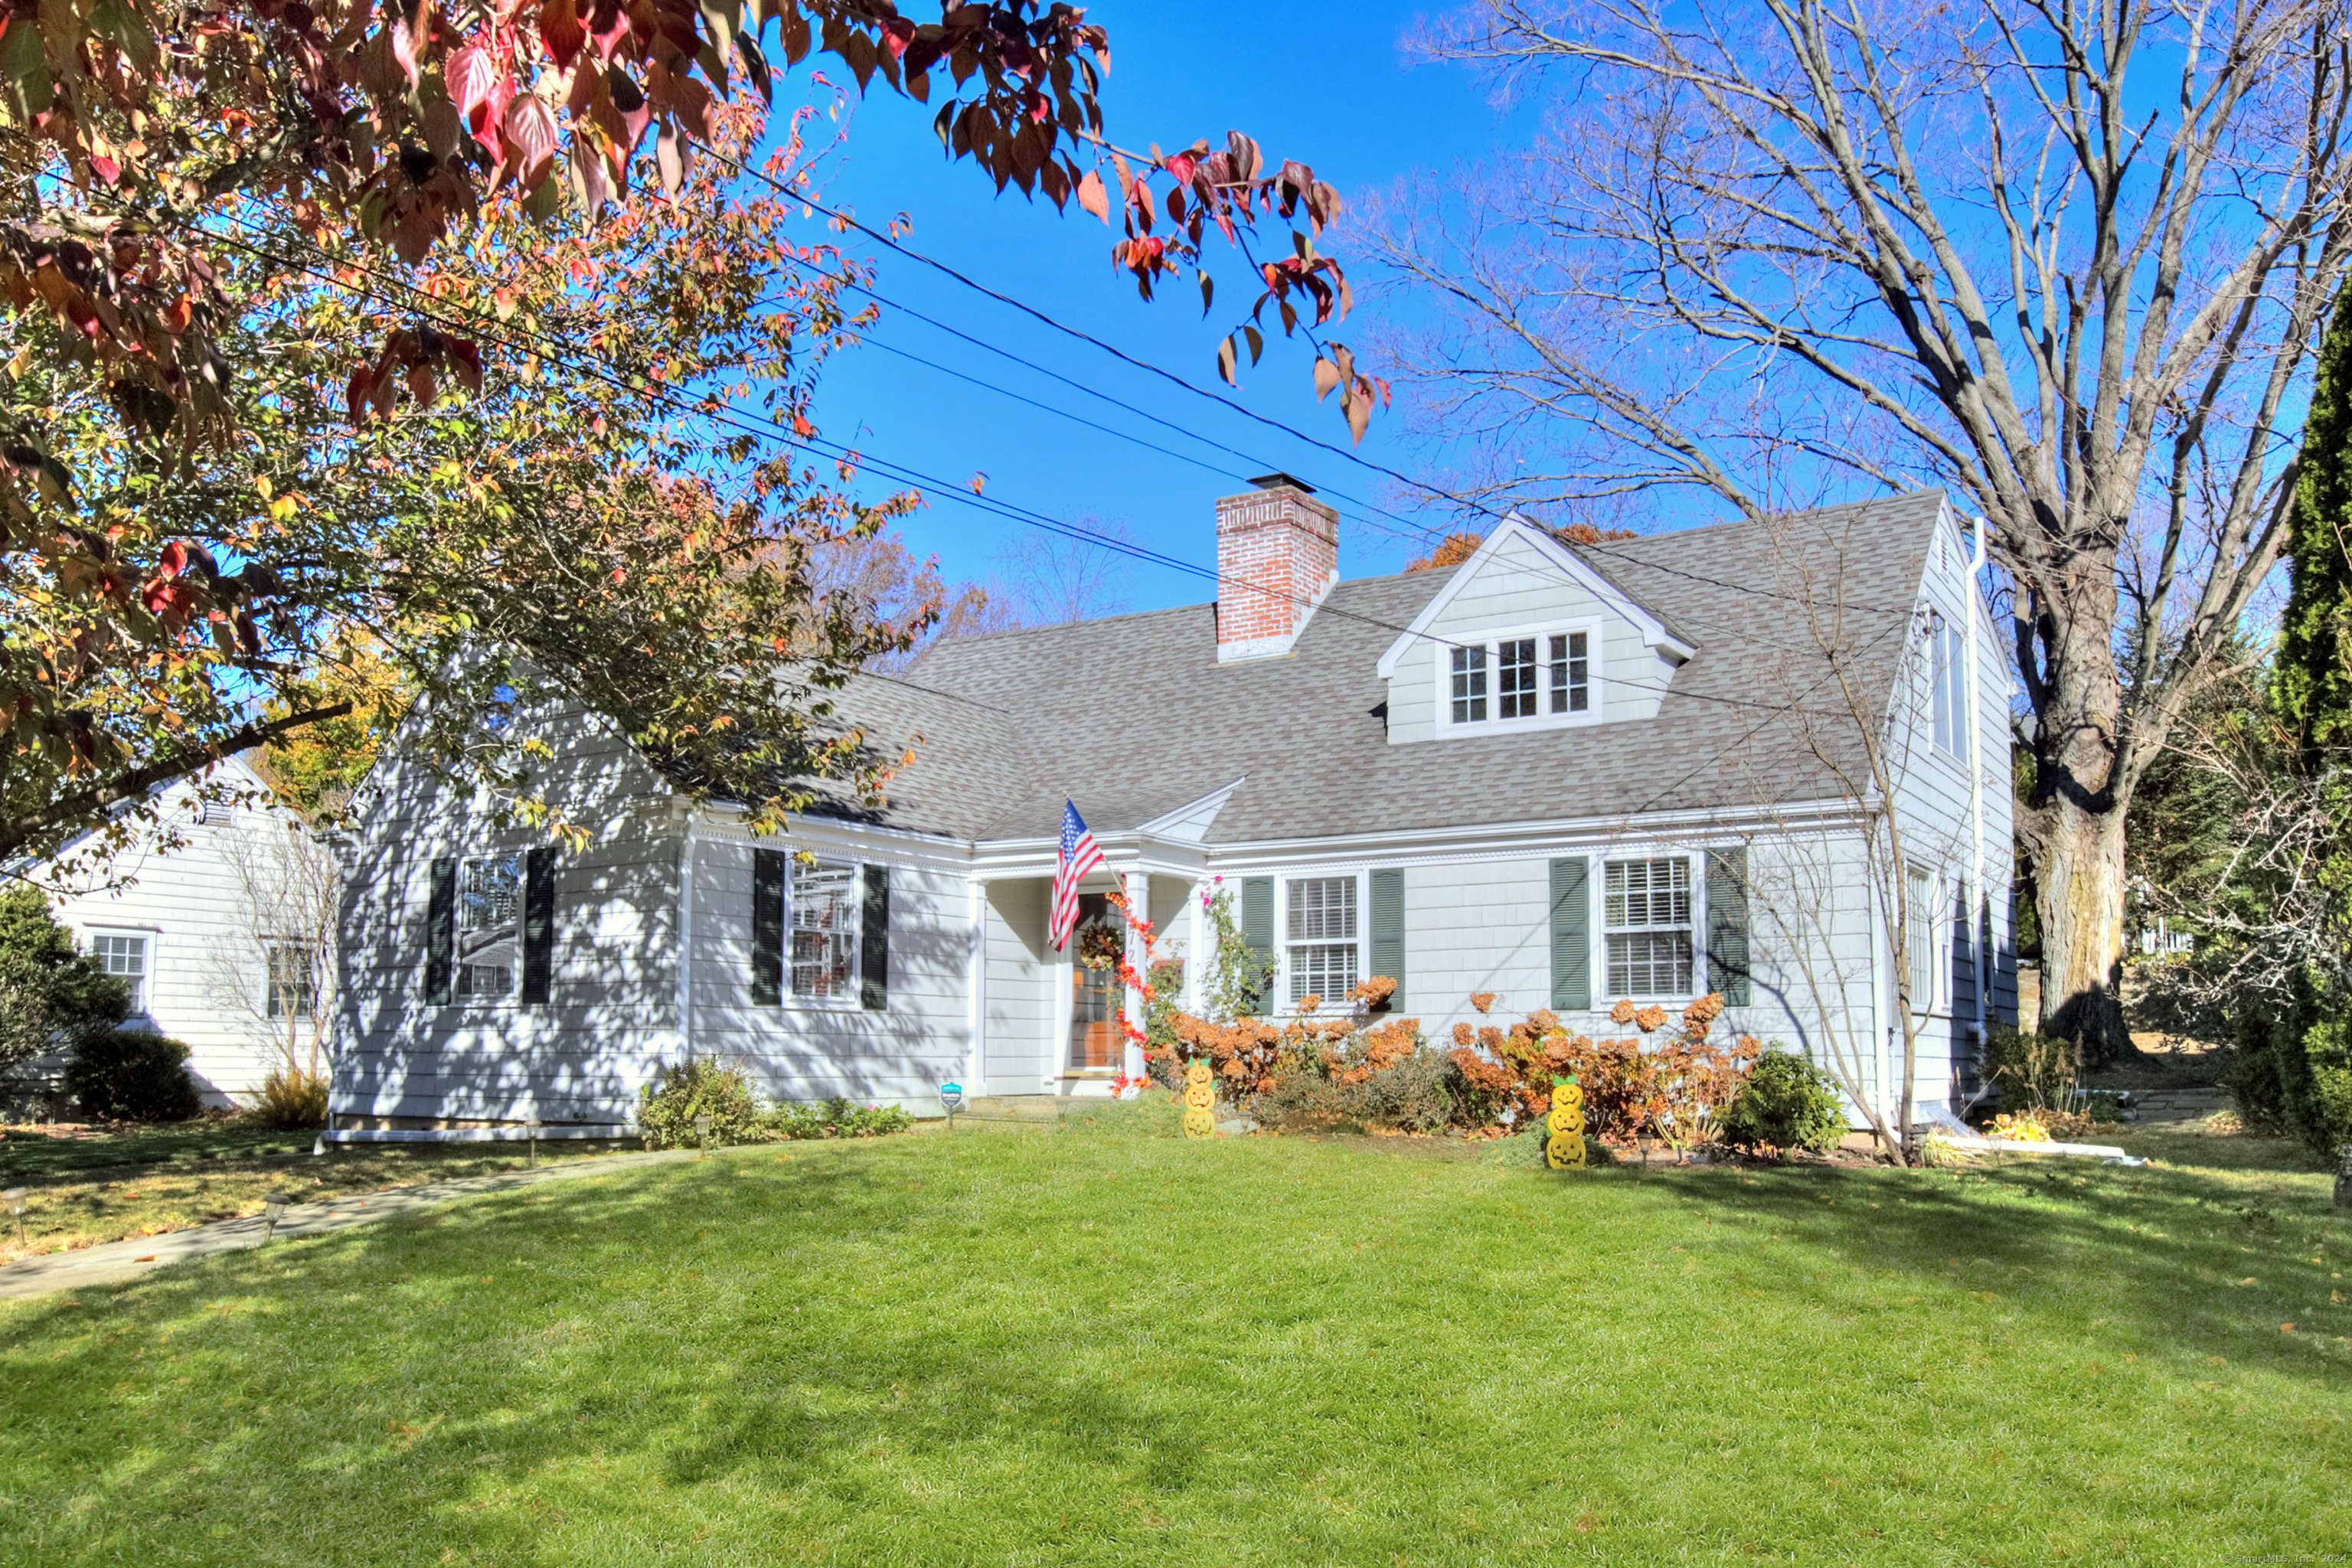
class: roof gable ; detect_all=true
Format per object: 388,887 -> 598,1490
1374,511 -> 1695,680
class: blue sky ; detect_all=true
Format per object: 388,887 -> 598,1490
779,4 -> 1535,612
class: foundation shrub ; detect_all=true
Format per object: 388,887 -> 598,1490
1982,1021 -> 2082,1111
64,1029 -> 201,1122
638,1057 -> 766,1148
769,1099 -> 914,1139
1716,1050 -> 1844,1156
248,1067 -> 330,1129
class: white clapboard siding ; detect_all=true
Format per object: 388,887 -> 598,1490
1387,528 -> 1668,744
982,877 -> 1053,1094
335,695 -> 686,1125
42,761 -> 323,1104
685,831 -> 970,1108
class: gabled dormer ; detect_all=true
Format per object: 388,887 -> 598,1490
1375,513 -> 1694,745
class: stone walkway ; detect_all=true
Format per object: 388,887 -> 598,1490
0,1147 -> 691,1302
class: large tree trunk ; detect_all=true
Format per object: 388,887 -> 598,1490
2020,565 -> 2134,1065
2030,795 -> 2130,1062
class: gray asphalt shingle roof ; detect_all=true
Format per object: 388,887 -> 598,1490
812,490 -> 1945,844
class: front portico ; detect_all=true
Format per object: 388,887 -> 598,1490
967,825 -> 1211,1100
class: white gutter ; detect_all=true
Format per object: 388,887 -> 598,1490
1967,514 -> 1990,1057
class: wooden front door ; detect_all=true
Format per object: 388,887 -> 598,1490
1067,893 -> 1122,1071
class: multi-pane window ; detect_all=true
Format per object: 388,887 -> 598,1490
1604,858 -> 1694,995
1549,632 -> 1589,713
1449,645 -> 1488,724
1448,629 -> 1596,727
1498,638 -> 1539,719
1287,876 -> 1359,1006
458,854 -> 521,998
791,860 -> 860,1001
266,943 -> 317,1019
92,933 -> 147,1012
1905,864 -> 1937,1011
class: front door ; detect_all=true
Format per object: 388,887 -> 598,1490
1067,893 -> 1123,1072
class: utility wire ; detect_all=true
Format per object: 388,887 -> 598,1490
200,207 -> 1892,724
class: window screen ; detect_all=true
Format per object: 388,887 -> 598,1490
791,860 -> 860,1001
266,943 -> 317,1019
1287,877 -> 1359,1005
458,854 -> 521,998
93,933 -> 147,1012
1906,864 -> 1937,1010
1604,858 -> 1693,995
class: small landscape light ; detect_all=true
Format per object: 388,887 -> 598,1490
527,1116 -> 541,1168
694,1112 -> 712,1155
263,1191 -> 290,1244
5,1187 -> 25,1244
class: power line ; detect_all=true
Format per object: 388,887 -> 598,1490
720,158 -> 1935,623
198,207 -> 1890,724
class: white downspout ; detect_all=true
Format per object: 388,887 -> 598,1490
965,874 -> 986,1096
1968,514 -> 1990,1062
675,810 -> 696,1066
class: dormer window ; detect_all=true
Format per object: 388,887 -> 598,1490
1450,646 -> 1488,722
1548,632 -> 1589,713
1442,622 -> 1603,731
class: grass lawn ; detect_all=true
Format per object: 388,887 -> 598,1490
0,1121 -> 632,1263
0,1097 -> 2346,1566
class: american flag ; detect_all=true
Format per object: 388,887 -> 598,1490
1050,799 -> 1103,951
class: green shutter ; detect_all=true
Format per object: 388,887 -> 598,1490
751,849 -> 785,1006
861,864 -> 890,1011
1240,875 -> 1275,1016
1368,867 -> 1404,1011
1707,846 -> 1752,1004
1549,857 -> 1590,1011
424,857 -> 456,1006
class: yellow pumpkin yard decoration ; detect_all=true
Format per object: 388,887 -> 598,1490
1182,1058 -> 1217,1139
1546,1074 -> 1587,1169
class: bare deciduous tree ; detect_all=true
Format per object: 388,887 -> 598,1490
1372,0 -> 2352,1057
206,811 -> 340,1092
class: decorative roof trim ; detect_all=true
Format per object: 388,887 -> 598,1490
1133,778 -> 1245,843
1374,511 -> 1697,678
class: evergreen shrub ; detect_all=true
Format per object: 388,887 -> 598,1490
65,1029 -> 202,1122
1716,1049 -> 1844,1156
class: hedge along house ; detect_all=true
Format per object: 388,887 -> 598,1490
329,478 -> 2014,1137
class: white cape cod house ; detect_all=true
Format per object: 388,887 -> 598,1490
330,480 -> 2013,1135
27,756 -> 335,1109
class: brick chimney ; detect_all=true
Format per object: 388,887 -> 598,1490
1214,473 -> 1338,662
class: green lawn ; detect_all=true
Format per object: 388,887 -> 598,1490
0,1099 -> 2345,1566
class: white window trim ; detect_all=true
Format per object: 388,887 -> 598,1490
1430,616 -> 1606,737
1278,871 -> 1367,1015
1903,862 -> 1944,1016
1599,852 -> 1701,1003
782,857 -> 864,1011
453,851 -> 524,1004
85,925 -> 158,1017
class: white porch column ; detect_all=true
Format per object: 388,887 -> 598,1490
1121,867 -> 1148,1093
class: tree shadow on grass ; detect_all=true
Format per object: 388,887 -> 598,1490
1608,1138 -> 2351,1390
1,1128 -> 2348,1564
